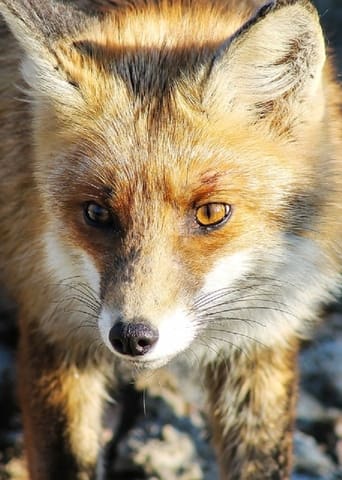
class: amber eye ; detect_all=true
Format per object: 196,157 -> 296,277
84,202 -> 112,228
195,203 -> 231,228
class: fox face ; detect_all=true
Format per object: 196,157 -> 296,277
1,0 -> 341,369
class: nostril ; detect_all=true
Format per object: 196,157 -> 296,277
137,338 -> 150,348
127,323 -> 159,356
109,320 -> 159,357
109,321 -> 127,354
111,338 -> 125,354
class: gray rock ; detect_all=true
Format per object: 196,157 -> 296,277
297,390 -> 327,423
294,431 -> 336,478
300,339 -> 342,408
109,371 -> 218,480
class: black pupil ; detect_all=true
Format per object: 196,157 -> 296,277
205,204 -> 212,220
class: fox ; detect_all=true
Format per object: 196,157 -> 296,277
0,0 -> 341,478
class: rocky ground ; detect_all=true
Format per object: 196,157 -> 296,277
0,308 -> 342,480
0,0 -> 342,479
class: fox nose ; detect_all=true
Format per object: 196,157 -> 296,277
109,321 -> 159,357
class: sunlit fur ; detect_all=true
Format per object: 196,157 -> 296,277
0,0 -> 341,478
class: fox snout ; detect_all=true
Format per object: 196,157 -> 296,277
99,300 -> 196,366
109,320 -> 159,357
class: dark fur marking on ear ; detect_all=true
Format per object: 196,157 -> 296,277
272,33 -> 314,72
254,99 -> 276,118
68,79 -> 80,89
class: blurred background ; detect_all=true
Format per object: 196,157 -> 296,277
0,1 -> 341,479
315,0 -> 342,70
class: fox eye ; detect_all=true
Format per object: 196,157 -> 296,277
195,203 -> 231,228
84,202 -> 112,227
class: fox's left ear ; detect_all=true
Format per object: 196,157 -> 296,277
0,0 -> 88,108
206,0 -> 326,134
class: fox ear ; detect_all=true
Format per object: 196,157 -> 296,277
206,0 -> 326,134
0,0 -> 87,106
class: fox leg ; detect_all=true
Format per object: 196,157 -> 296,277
205,342 -> 298,480
18,323 -> 107,480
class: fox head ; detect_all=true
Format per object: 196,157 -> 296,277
1,0 -> 339,367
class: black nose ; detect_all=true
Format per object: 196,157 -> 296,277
109,321 -> 159,357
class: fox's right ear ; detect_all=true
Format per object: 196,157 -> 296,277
0,0 -> 88,107
205,0 -> 326,137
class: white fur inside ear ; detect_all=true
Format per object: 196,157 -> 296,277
21,56 -> 82,106
208,3 -> 325,110
0,0 -> 84,106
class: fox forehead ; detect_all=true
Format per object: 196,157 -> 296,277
45,118 -> 294,215
47,1 -> 254,114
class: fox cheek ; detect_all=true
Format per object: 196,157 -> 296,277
43,230 -> 101,295
200,250 -> 253,295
